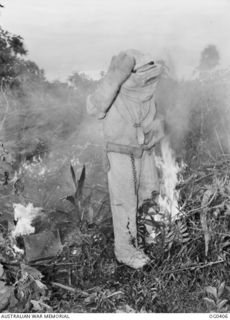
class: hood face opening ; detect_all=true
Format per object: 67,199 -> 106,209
122,62 -> 161,91
125,49 -> 155,71
134,62 -> 156,73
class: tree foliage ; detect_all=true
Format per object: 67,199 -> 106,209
0,26 -> 99,162
68,71 -> 98,93
0,27 -> 27,85
199,44 -> 220,72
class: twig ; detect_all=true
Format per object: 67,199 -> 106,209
0,81 -> 9,134
161,259 -> 225,275
193,173 -> 214,184
215,128 -> 224,154
1,260 -> 79,268
51,281 -> 88,296
188,226 -> 230,237
184,201 -> 226,216
30,261 -> 77,267
51,281 -> 76,292
183,192 -> 216,215
106,291 -> 124,299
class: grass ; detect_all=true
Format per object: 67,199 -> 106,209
1,150 -> 230,313
46,154 -> 230,313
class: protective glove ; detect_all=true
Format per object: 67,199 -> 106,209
87,52 -> 135,119
143,116 -> 165,150
108,51 -> 135,83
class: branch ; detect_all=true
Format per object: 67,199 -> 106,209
51,281 -> 88,296
161,259 -> 225,275
0,81 -> 10,135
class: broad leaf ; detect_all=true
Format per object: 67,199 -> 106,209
217,299 -> 228,310
0,263 -> 4,278
205,286 -> 218,299
218,281 -> 225,298
203,297 -> 216,309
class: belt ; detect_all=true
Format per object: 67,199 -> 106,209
106,142 -> 144,158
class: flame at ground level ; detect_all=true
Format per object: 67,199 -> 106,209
156,138 -> 184,222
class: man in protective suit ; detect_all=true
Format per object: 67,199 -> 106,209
87,50 -> 164,269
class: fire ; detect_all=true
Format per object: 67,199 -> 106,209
21,156 -> 49,178
12,203 -> 43,238
156,138 -> 184,222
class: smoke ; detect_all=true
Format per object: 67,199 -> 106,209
1,73 -> 98,161
0,72 -> 107,207
2,45 -> 230,212
156,47 -> 230,162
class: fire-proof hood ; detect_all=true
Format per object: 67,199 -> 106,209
120,49 -> 162,101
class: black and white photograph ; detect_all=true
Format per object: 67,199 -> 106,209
0,0 -> 230,314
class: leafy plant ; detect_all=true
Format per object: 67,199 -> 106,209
203,282 -> 229,312
164,219 -> 190,252
65,164 -> 86,225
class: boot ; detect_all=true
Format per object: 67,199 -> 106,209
115,245 -> 150,269
111,200 -> 150,269
108,152 -> 150,269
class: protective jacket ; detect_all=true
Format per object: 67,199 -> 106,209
87,50 -> 164,269
87,50 -> 164,158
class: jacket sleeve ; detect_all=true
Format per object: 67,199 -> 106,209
86,52 -> 135,119
143,103 -> 165,149
86,74 -> 121,119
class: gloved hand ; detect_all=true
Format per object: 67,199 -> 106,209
143,117 -> 165,150
87,52 -> 135,119
108,51 -> 135,84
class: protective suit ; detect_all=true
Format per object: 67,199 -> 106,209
87,50 -> 164,269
